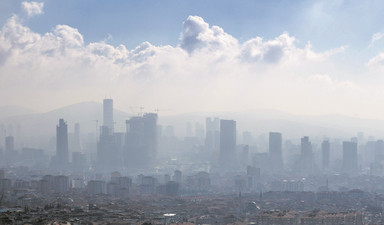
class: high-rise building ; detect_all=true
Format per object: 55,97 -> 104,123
322,140 -> 330,169
219,119 -> 236,170
300,136 -> 313,174
56,119 -> 69,166
342,141 -> 358,175
5,136 -> 14,154
269,132 -> 284,173
205,117 -> 220,152
97,99 -> 125,171
103,98 -> 114,133
97,125 -> 119,171
125,113 -> 158,169
375,140 -> 384,161
73,123 -> 81,151
143,113 -> 157,158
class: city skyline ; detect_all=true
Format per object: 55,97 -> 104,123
3,1 -> 384,224
2,1 -> 384,119
0,97 -> 383,223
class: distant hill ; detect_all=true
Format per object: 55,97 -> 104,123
0,105 -> 37,119
0,101 -> 131,139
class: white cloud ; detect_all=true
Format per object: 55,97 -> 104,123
0,14 -> 368,117
22,1 -> 44,17
368,32 -> 384,48
179,15 -> 238,55
240,33 -> 296,63
366,52 -> 384,71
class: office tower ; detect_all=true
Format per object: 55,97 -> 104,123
300,136 -> 313,174
97,125 -> 119,171
342,141 -> 358,175
5,136 -> 14,154
56,119 -> 69,166
125,113 -> 158,169
74,123 -> 80,145
269,132 -> 284,173
103,99 -> 114,133
241,145 -> 250,167
322,140 -> 330,169
375,140 -> 384,160
205,117 -> 220,151
72,123 -> 82,152
97,99 -> 122,171
143,113 -> 157,158
219,119 -> 236,170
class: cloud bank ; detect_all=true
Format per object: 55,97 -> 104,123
0,12 -> 380,118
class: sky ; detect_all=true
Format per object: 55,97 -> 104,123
1,0 -> 384,118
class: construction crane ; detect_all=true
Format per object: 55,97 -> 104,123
154,108 -> 171,115
129,106 -> 145,116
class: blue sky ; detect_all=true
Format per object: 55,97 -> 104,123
2,0 -> 383,50
1,0 -> 384,118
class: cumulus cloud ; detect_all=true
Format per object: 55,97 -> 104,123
22,1 -> 44,17
0,14 -> 366,117
179,15 -> 238,54
240,33 -> 295,63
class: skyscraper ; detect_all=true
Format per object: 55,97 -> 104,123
269,132 -> 284,173
143,113 -> 158,159
219,119 -> 236,170
300,136 -> 313,174
5,136 -> 14,154
342,141 -> 358,175
125,113 -> 158,169
205,117 -> 220,152
103,98 -> 114,133
72,123 -> 81,152
322,140 -> 330,169
97,125 -> 119,171
56,118 -> 69,166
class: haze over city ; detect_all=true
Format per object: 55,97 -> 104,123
2,1 -> 384,225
